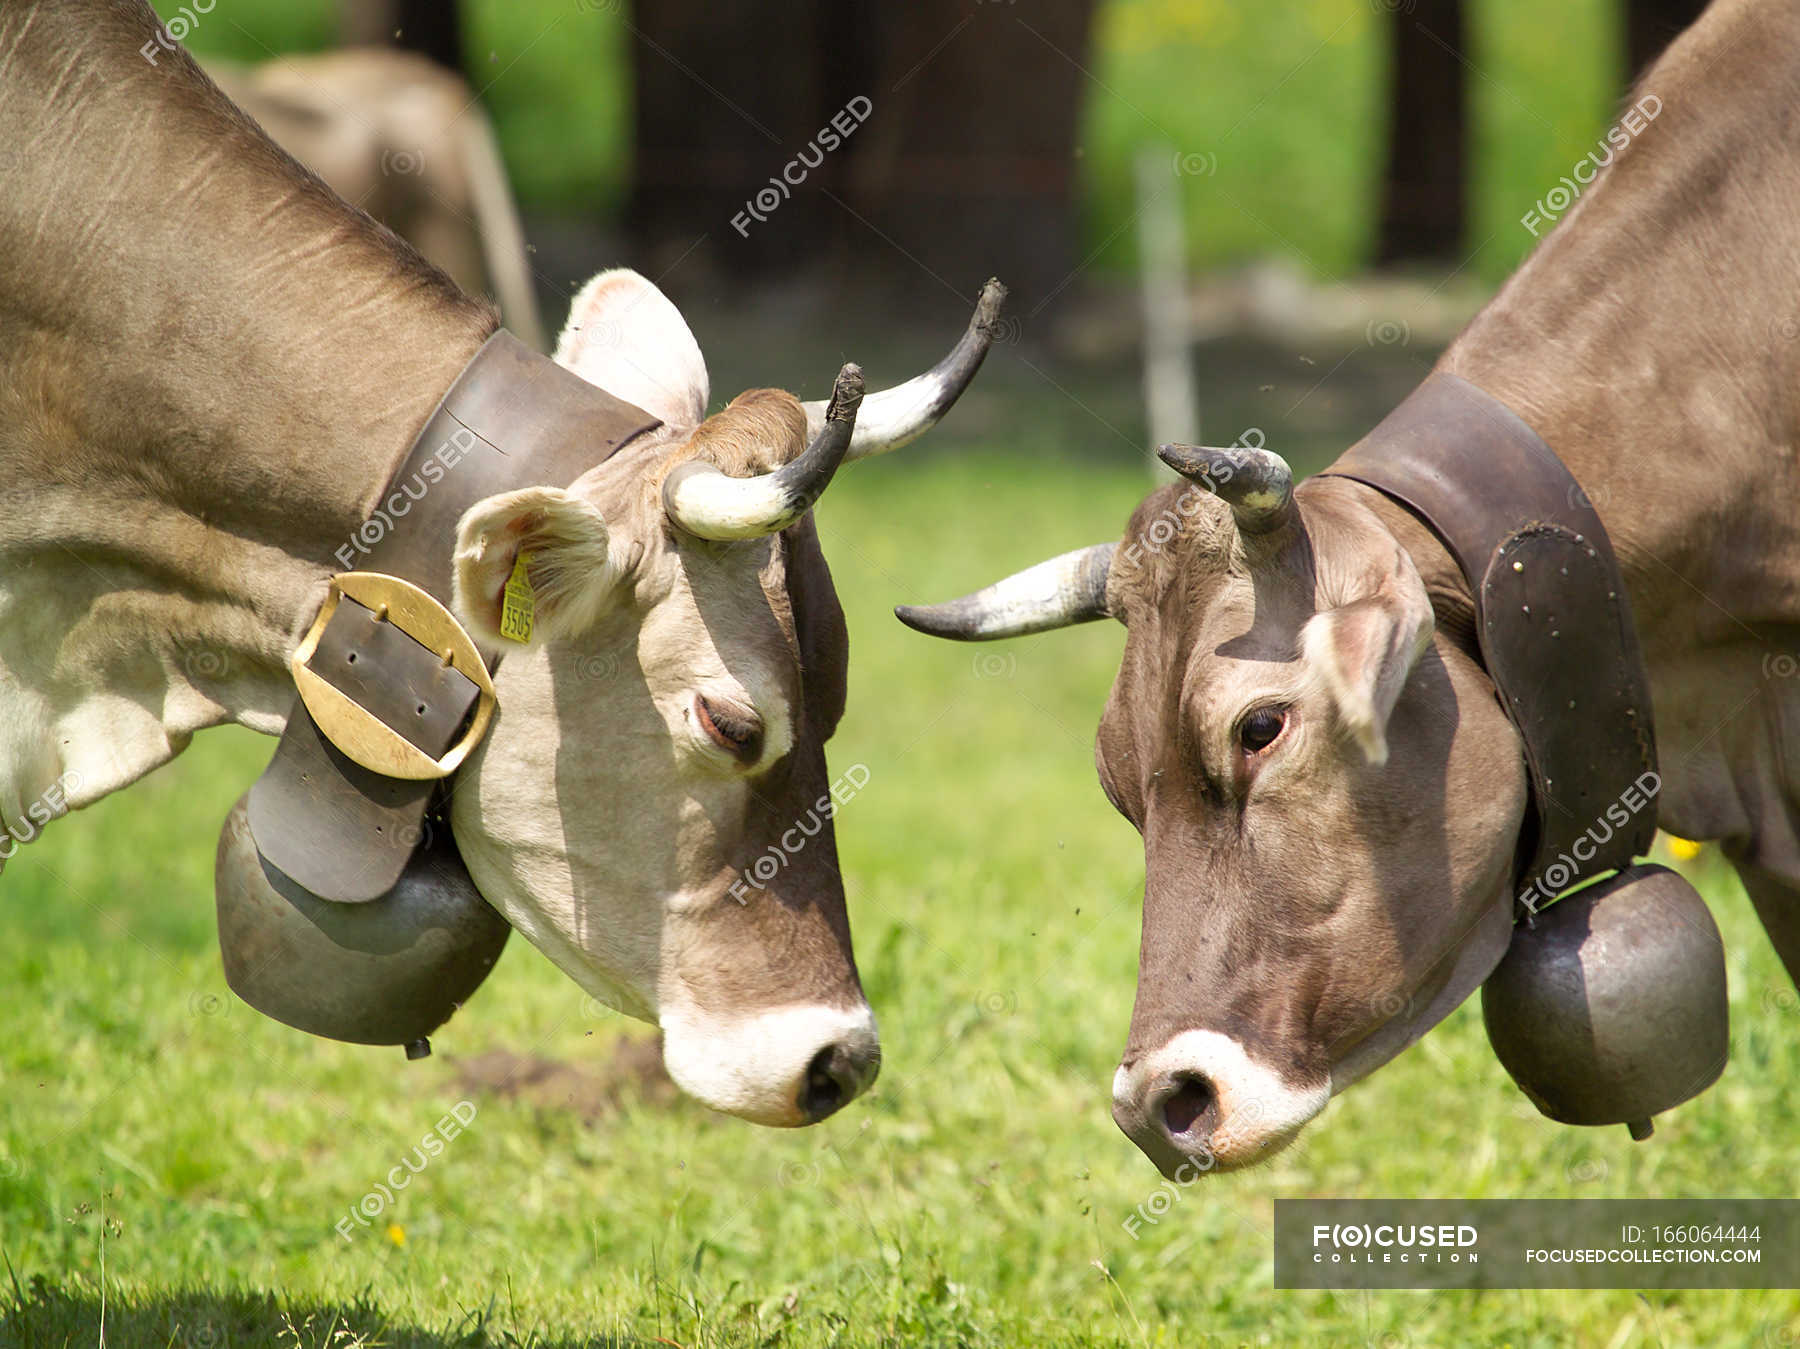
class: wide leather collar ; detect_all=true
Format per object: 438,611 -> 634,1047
1318,372 -> 1660,917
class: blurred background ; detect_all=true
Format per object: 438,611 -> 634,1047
171,0 -> 1711,475
11,3 -> 1799,1348
185,0 -> 1700,291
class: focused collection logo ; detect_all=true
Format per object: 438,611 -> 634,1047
1309,1222 -> 1481,1265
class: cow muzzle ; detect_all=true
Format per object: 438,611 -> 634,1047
1111,1030 -> 1330,1177
658,1000 -> 881,1127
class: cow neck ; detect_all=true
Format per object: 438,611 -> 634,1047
246,331 -> 662,904
0,0 -> 502,582
1315,372 -> 1661,917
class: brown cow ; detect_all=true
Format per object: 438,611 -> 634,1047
902,0 -> 1800,1173
0,0 -> 999,1127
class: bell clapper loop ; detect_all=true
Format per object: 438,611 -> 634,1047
405,1038 -> 432,1061
1627,1118 -> 1654,1141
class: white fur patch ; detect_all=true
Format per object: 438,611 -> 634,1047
659,998 -> 879,1128
1114,1029 -> 1330,1167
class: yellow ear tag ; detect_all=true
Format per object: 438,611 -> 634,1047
499,551 -> 536,644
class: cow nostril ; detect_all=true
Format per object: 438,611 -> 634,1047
801,1043 -> 852,1122
1161,1073 -> 1218,1140
798,1037 -> 880,1122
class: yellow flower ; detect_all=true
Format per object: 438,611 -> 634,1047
1665,835 -> 1704,861
386,1224 -> 406,1247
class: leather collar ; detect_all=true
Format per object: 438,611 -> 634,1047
1318,372 -> 1659,917
246,330 -> 661,902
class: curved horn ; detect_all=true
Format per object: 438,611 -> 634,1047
804,278 -> 1007,460
663,364 -> 864,541
1157,441 -> 1295,533
896,543 -> 1116,641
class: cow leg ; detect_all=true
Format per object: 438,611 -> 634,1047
1727,855 -> 1800,991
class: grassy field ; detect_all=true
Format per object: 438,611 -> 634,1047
3,315 -> 1800,1347
10,5 -> 1798,1345
168,0 -> 1621,284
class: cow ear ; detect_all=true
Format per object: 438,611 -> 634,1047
554,268 -> 709,429
1299,545 -> 1435,764
452,487 -> 621,648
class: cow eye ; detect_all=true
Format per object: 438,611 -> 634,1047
1238,706 -> 1287,755
695,694 -> 764,761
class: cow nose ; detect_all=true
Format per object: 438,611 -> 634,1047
799,1036 -> 881,1122
1111,1030 -> 1332,1177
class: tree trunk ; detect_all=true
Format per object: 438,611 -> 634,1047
1625,0 -> 1708,83
843,0 -> 1097,311
627,0 -> 838,276
626,0 -> 1096,309
340,0 -> 463,72
1374,0 -> 1466,266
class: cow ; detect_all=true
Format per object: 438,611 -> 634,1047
205,48 -> 548,352
0,0 -> 1000,1128
899,0 -> 1800,1173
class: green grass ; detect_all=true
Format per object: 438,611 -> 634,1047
3,400 -> 1799,1346
168,0 -> 1623,283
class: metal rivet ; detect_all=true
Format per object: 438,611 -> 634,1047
1522,605 -> 1530,614
1568,700 -> 1576,709
1551,630 -> 1560,637
1512,560 -> 1524,572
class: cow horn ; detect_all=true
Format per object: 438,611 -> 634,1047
895,543 -> 1116,640
1157,441 -> 1295,533
663,364 -> 864,541
803,279 -> 1007,460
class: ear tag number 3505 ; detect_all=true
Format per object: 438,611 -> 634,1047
500,551 -> 536,644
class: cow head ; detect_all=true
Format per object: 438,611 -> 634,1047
898,442 -> 1526,1172
447,269 -> 1001,1126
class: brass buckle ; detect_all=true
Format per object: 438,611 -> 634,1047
291,573 -> 499,781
